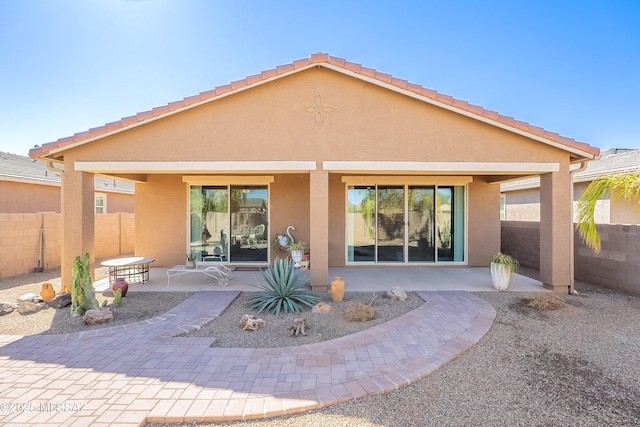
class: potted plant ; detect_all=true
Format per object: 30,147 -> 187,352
273,232 -> 291,250
286,241 -> 306,268
186,253 -> 197,269
490,252 -> 519,290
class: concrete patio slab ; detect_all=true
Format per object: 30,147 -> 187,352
94,266 -> 544,293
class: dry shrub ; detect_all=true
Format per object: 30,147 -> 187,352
344,301 -> 376,322
526,293 -> 567,311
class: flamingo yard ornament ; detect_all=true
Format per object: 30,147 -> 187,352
274,226 -> 295,249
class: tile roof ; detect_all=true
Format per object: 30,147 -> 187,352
29,53 -> 600,160
0,151 -> 134,193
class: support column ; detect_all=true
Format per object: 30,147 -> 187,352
539,165 -> 572,293
60,166 -> 95,292
309,166 -> 329,291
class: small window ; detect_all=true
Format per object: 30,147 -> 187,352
95,194 -> 106,214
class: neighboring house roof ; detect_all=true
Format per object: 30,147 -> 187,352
500,148 -> 640,192
0,151 -> 135,194
29,53 -> 599,162
237,198 -> 267,211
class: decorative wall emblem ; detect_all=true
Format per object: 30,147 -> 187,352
304,95 -> 336,124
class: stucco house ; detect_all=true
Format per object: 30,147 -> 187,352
501,148 -> 640,224
29,53 -> 599,292
1,151 -> 134,214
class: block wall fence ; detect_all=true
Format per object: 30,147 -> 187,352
0,213 -> 134,279
502,221 -> 640,295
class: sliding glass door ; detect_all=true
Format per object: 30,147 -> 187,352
190,185 -> 268,263
377,186 -> 405,262
408,187 -> 435,262
347,186 -> 375,262
347,184 -> 464,263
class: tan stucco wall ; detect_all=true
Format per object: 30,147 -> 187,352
69,68 -> 566,165
504,181 -> 640,225
57,67 -> 576,274
0,181 -> 133,214
104,191 -> 135,214
135,175 -> 186,267
270,174 -> 310,261
328,174 -> 346,266
468,178 -> 501,266
0,181 -> 61,213
611,198 -> 640,224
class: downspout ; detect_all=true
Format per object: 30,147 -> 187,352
46,160 -> 64,174
569,161 -> 589,294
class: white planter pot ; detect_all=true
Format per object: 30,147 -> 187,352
290,250 -> 303,268
490,262 -> 512,291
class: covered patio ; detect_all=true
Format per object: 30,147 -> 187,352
94,265 -> 544,293
30,54 -> 599,295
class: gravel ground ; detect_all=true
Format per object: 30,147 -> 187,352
157,281 -> 640,427
2,268 -> 640,426
185,291 -> 424,347
0,268 -> 193,335
0,269 -> 420,340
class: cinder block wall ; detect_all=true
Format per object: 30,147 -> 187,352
500,221 -> 540,269
501,221 -> 640,295
0,213 -> 134,279
575,224 -> 640,295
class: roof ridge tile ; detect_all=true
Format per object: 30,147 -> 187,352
293,58 -> 310,68
374,71 -> 393,84
310,53 -> 329,62
276,63 -> 295,74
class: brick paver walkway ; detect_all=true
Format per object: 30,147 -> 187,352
0,291 -> 495,426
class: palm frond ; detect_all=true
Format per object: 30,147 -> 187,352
576,171 -> 640,252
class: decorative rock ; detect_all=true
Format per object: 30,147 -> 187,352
83,308 -> 114,325
17,301 -> 43,315
40,283 -> 56,303
312,302 -> 333,313
387,286 -> 407,301
48,293 -> 72,309
17,293 -> 43,303
0,302 -> 18,316
288,317 -> 307,337
240,314 -> 266,331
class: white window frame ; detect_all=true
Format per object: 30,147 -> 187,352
95,193 -> 106,214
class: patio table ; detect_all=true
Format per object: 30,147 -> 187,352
166,263 -> 233,287
101,256 -> 155,285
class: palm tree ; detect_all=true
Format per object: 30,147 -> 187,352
576,171 -> 640,251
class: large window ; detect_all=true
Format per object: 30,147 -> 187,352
190,185 -> 268,263
347,184 -> 465,263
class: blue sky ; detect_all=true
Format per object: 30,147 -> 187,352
1,0 -> 638,156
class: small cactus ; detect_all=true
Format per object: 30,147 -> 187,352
114,288 -> 123,308
70,253 -> 99,316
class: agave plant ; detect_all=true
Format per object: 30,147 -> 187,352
248,258 -> 320,315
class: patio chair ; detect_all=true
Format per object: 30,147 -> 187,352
233,225 -> 251,245
249,224 -> 266,245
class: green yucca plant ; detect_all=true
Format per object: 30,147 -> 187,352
576,171 -> 640,252
247,257 -> 320,315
